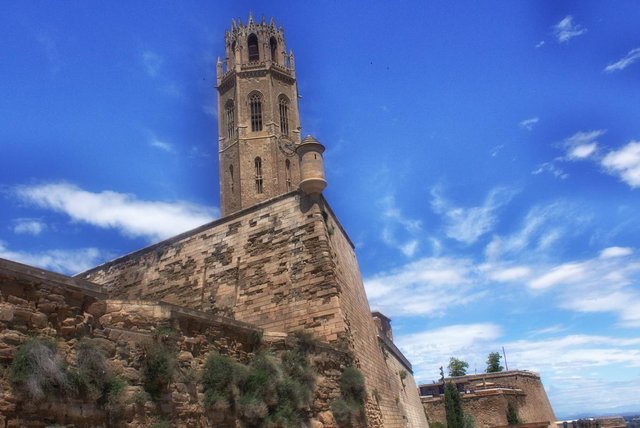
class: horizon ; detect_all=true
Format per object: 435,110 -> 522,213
1,1 -> 639,418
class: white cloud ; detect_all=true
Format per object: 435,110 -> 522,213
14,182 -> 217,242
562,130 -> 604,160
604,47 -> 640,73
529,262 -> 585,290
601,141 -> 640,188
488,266 -> 531,282
12,218 -> 47,236
519,117 -> 539,130
395,323 -> 502,381
378,194 -> 422,257
365,257 -> 485,317
532,161 -> 568,179
600,246 -> 633,259
485,201 -> 579,260
553,16 -> 587,43
149,137 -> 174,153
430,186 -> 517,245
141,50 -> 163,77
0,241 -> 106,275
535,41 -> 545,49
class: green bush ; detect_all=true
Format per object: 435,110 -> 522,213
431,421 -> 447,428
142,343 -> 175,400
10,337 -> 68,400
202,344 -> 316,427
330,366 -> 366,427
507,401 -> 520,425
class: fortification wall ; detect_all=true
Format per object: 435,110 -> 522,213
422,371 -> 555,428
322,200 -> 429,428
79,192 -> 345,343
78,193 -> 428,427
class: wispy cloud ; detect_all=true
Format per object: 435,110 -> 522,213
0,241 -> 106,275
519,117 -> 539,131
431,186 -> 517,245
600,246 -> 633,259
14,182 -> 217,242
553,16 -> 587,43
378,194 -> 422,257
601,141 -> 640,188
396,323 -> 502,381
535,41 -> 545,49
12,218 -> 47,236
141,50 -> 163,77
149,137 -> 174,153
485,201 -> 585,260
604,47 -> 640,73
532,161 -> 568,179
365,256 -> 486,317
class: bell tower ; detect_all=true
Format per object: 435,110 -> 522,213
216,14 -> 303,216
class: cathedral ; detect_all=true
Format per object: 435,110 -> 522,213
0,15 -> 428,427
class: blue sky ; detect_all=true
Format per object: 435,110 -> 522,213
2,1 -> 639,418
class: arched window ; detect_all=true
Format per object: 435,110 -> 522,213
278,96 -> 289,135
270,37 -> 278,64
285,159 -> 291,191
229,164 -> 234,194
247,34 -> 259,62
249,93 -> 263,132
225,100 -> 235,139
255,157 -> 263,194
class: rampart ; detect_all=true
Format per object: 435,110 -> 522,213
421,371 -> 556,428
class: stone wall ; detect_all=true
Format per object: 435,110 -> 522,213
421,371 -> 556,428
0,257 -> 352,427
79,192 -> 345,343
78,192 -> 429,427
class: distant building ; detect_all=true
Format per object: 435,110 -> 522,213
420,370 -> 556,428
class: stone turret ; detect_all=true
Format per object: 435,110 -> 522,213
297,135 -> 327,196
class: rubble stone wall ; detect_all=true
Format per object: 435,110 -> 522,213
0,258 -> 351,427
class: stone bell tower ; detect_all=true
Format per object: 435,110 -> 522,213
216,14 -> 304,216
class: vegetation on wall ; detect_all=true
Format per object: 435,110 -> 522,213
9,336 -> 127,419
142,342 -> 175,401
330,366 -> 367,427
10,337 -> 68,400
202,332 -> 316,427
506,401 -> 521,425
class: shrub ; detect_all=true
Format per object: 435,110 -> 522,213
507,401 -> 520,425
331,398 -> 355,426
10,337 -> 68,401
339,366 -> 366,404
142,343 -> 175,400
202,354 -> 237,408
202,345 -> 316,427
431,422 -> 447,428
330,366 -> 366,427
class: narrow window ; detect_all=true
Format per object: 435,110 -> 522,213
229,164 -> 234,194
270,37 -> 278,63
255,157 -> 263,193
225,100 -> 235,139
250,94 -> 263,132
278,96 -> 289,135
285,159 -> 291,191
248,34 -> 259,62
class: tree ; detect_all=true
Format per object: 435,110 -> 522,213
448,357 -> 469,377
486,352 -> 504,373
444,382 -> 464,428
506,401 -> 520,425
